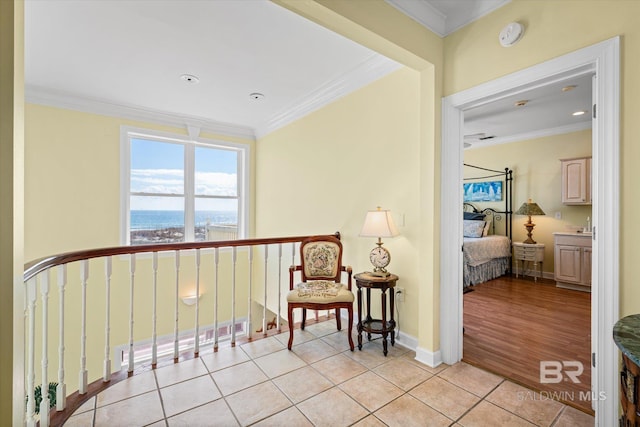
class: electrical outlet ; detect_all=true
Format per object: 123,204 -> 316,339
555,211 -> 562,220
396,287 -> 405,302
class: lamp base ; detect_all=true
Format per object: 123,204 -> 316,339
368,270 -> 391,277
523,221 -> 537,244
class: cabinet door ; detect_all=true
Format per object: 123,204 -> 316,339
562,158 -> 588,204
582,247 -> 592,287
555,244 -> 582,283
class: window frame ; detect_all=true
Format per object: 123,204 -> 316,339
120,126 -> 250,245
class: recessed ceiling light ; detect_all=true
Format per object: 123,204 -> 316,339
562,85 -> 577,92
514,100 -> 528,107
249,92 -> 265,101
180,74 -> 200,84
572,110 -> 587,116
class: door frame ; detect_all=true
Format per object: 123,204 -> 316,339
440,37 -> 619,424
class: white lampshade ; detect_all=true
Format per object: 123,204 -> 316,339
359,207 -> 400,238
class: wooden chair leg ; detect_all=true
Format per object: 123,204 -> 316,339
301,308 -> 307,330
287,305 -> 295,350
335,308 -> 342,330
347,307 -> 354,351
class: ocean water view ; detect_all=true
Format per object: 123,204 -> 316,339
131,210 -> 237,230
130,210 -> 238,245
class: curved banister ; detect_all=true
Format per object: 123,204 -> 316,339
23,230 -> 343,426
24,232 -> 340,282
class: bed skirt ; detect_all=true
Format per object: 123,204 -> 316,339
464,257 -> 510,288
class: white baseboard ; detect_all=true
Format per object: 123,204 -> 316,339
345,312 -> 441,368
393,330 -> 418,351
415,346 -> 443,368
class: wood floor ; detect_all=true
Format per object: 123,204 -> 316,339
463,275 -> 592,414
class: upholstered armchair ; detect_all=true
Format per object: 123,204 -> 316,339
286,236 -> 355,351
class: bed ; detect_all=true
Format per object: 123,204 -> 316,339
463,164 -> 513,289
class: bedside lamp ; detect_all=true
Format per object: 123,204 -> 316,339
359,207 -> 400,276
515,199 -> 546,244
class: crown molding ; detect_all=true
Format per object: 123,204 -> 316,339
256,54 -> 402,138
465,121 -> 592,150
385,0 -> 446,37
26,54 -> 400,141
444,0 -> 512,36
385,0 -> 511,37
25,87 -> 257,141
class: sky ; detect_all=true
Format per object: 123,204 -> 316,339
130,138 -> 238,210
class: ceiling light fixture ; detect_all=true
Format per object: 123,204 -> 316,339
249,92 -> 265,101
180,74 -> 200,84
562,85 -> 577,92
572,110 -> 587,116
514,100 -> 528,107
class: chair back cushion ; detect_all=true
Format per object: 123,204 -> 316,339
300,237 -> 342,281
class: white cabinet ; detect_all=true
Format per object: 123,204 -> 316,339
553,232 -> 592,291
561,156 -> 591,205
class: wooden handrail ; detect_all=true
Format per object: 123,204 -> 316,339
24,232 -> 340,282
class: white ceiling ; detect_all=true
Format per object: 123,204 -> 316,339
463,72 -> 593,148
25,0 -> 591,143
25,0 -> 400,139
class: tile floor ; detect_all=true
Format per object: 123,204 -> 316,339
64,322 -> 594,426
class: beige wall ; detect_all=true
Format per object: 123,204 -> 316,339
1,1 -> 25,423
256,67 -> 423,337
276,0 -> 444,352
464,130 -> 592,274
25,104 -> 255,261
444,0 -> 639,316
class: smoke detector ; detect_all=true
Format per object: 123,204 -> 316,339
499,22 -> 524,47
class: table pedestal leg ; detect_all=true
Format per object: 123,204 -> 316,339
357,286 -> 363,350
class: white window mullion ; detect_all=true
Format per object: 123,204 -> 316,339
237,149 -> 244,239
184,142 -> 195,242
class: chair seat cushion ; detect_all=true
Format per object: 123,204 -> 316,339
287,280 -> 354,304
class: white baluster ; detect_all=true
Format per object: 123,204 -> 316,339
247,247 -> 253,341
25,278 -> 37,427
213,247 -> 219,351
40,270 -> 50,427
263,245 -> 268,336
103,256 -> 112,382
277,243 -> 282,333
56,266 -> 67,411
231,247 -> 237,346
128,254 -> 136,373
173,251 -> 180,361
152,252 -> 158,367
194,249 -> 201,356
78,260 -> 88,394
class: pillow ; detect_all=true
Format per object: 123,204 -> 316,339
463,220 -> 486,238
482,217 -> 492,236
463,212 -> 485,221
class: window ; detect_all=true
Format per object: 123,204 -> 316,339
121,128 -> 249,245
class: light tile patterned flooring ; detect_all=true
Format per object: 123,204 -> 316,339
64,322 -> 594,426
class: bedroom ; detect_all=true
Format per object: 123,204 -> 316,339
461,88 -> 593,412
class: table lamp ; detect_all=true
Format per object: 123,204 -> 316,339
359,207 -> 400,276
515,199 -> 546,244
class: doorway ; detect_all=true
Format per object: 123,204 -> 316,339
440,37 -> 619,425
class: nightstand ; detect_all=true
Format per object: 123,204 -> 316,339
513,242 -> 545,282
